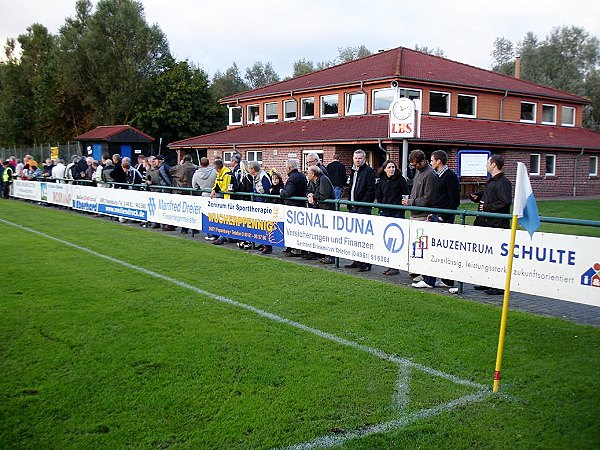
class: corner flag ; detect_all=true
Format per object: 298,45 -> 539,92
513,162 -> 540,237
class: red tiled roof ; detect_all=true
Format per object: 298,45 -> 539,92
74,125 -> 154,141
221,47 -> 587,104
169,115 -> 600,151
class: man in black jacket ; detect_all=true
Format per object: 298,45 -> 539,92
326,153 -> 347,199
345,149 -> 376,272
280,158 -> 307,257
417,150 -> 460,289
470,154 -> 512,295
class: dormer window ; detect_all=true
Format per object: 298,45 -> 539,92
321,94 -> 339,117
301,97 -> 314,119
247,105 -> 259,123
542,104 -> 556,125
264,102 -> 278,122
429,91 -> 450,115
229,106 -> 242,125
520,102 -> 536,123
284,100 -> 297,120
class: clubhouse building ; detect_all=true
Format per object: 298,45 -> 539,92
168,47 -> 600,197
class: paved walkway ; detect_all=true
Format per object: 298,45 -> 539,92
170,227 -> 599,327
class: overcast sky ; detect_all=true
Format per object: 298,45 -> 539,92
1,0 -> 599,78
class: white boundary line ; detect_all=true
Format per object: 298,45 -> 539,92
0,218 -> 492,448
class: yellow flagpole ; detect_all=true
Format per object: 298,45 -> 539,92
493,213 -> 519,393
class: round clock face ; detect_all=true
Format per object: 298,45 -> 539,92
392,99 -> 412,120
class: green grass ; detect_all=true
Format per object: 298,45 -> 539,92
1,200 -> 599,449
457,199 -> 600,237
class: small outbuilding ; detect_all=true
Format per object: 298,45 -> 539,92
74,125 -> 155,160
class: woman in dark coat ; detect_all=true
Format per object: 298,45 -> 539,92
376,159 -> 409,275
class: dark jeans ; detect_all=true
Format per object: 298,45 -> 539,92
423,214 -> 455,287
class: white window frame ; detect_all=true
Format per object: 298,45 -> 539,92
589,156 -> 598,176
222,151 -> 233,164
372,88 -> 394,113
264,102 -> 278,122
301,97 -> 314,119
520,101 -> 537,123
302,150 -> 324,171
561,106 -> 576,127
545,154 -> 556,176
320,94 -> 339,117
345,92 -> 366,116
284,99 -> 297,121
541,104 -> 557,125
247,104 -> 259,124
457,94 -> 477,118
399,88 -> 422,100
246,151 -> 263,164
429,91 -> 450,116
530,154 -> 540,176
228,106 -> 242,125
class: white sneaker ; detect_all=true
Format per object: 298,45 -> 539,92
412,275 -> 423,283
435,280 -> 451,288
411,280 -> 433,289
205,236 -> 217,241
448,287 -> 459,294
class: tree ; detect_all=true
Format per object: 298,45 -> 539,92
337,45 -> 372,63
414,45 -> 446,58
490,37 -> 515,74
490,26 -> 600,129
133,61 -> 222,145
292,58 -> 316,78
0,24 -> 59,145
56,0 -> 172,128
244,61 -> 280,89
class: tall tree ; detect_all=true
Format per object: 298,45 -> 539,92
133,61 -> 222,145
244,61 -> 280,89
56,0 -> 172,128
414,45 -> 446,58
210,63 -> 249,100
337,45 -> 372,63
490,26 -> 600,129
0,24 -> 58,145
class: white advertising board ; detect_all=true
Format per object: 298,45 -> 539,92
97,189 -> 148,222
408,221 -> 600,306
146,192 -> 205,229
41,182 -> 72,207
284,207 -> 410,269
13,180 -> 41,201
71,185 -> 98,213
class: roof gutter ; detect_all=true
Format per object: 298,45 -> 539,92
500,90 -> 508,121
573,147 -> 585,197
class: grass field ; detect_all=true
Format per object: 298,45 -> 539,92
1,199 -> 599,449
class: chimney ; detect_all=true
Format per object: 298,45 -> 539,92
514,56 -> 521,79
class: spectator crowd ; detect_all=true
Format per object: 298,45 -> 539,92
1,149 -> 511,295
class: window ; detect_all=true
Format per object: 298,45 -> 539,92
530,154 -> 540,175
222,152 -> 233,163
561,106 -> 575,127
229,106 -> 242,125
590,156 -> 598,176
399,88 -> 421,100
264,102 -> 278,121
246,151 -> 263,164
542,104 -> 556,125
457,94 -> 477,117
247,105 -> 259,123
301,97 -> 314,118
284,100 -> 297,120
346,92 -> 366,115
520,102 -> 536,123
321,94 -> 339,117
429,91 -> 450,115
545,154 -> 556,176
372,88 -> 394,113
302,150 -> 324,171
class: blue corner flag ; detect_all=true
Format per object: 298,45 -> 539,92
513,162 -> 540,237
